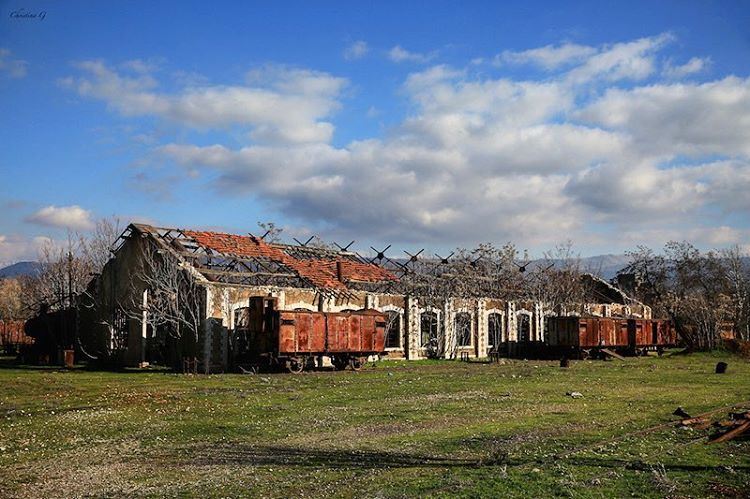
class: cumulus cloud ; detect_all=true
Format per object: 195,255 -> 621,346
388,45 -> 436,64
67,34 -> 750,250
344,40 -> 368,61
0,48 -> 28,78
577,76 -> 750,157
26,205 -> 94,231
62,61 -> 348,145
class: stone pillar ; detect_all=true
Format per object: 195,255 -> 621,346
141,289 -> 148,364
533,302 -> 543,342
476,299 -> 487,358
320,294 -> 335,312
507,302 -> 517,341
443,299 -> 454,359
406,296 -> 420,359
274,290 -> 286,310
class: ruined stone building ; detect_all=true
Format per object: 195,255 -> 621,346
83,223 -> 650,371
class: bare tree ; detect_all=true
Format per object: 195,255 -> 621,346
82,216 -> 123,273
0,278 -> 24,320
123,240 -> 204,354
720,245 -> 750,341
622,241 -> 731,350
527,241 -> 588,315
20,234 -> 93,313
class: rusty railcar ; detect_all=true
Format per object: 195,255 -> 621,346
546,317 -> 627,358
0,320 -> 33,354
547,316 -> 676,358
239,296 -> 387,373
628,318 -> 678,354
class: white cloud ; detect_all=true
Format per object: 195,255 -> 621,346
388,45 -> 436,64
120,58 -> 161,74
64,62 -> 348,145
68,35 -> 750,250
26,205 -> 94,231
564,33 -> 673,84
0,235 -> 52,266
0,48 -> 28,78
663,56 -> 710,78
577,76 -> 750,157
344,40 -> 368,61
494,33 -> 672,85
497,43 -> 596,70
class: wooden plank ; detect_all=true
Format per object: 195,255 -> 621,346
709,420 -> 750,444
600,348 -> 626,361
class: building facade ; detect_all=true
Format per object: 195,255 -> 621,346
87,223 -> 650,371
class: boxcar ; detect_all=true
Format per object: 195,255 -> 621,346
0,320 -> 33,354
241,296 -> 387,373
545,316 -> 627,358
629,318 -> 677,354
546,316 -> 676,358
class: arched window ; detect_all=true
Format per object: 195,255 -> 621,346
487,313 -> 503,350
420,311 -> 439,347
517,312 -> 531,342
385,310 -> 401,349
455,312 -> 472,347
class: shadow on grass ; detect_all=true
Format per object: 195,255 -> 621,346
192,444 -> 488,469
0,356 -> 175,374
190,443 -> 750,473
564,456 -> 750,473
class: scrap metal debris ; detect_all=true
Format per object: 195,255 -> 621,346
708,410 -> 750,444
674,406 -> 750,443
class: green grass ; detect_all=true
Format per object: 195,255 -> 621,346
1,352 -> 749,498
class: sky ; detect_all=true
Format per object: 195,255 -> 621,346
1,0 -> 750,264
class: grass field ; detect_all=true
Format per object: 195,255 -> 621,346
1,352 -> 749,498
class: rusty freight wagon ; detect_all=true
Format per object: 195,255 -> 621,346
546,317 -> 627,358
628,318 -> 678,354
546,316 -> 676,358
236,297 -> 387,373
0,320 -> 33,354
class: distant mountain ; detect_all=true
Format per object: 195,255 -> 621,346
0,261 -> 42,279
578,254 -> 631,280
527,254 -> 630,281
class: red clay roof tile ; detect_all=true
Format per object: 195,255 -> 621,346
181,229 -> 396,290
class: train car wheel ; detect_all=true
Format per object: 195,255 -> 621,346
349,357 -> 363,371
287,358 -> 304,374
332,356 -> 348,371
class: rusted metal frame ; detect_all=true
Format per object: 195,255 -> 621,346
178,251 -> 281,275
111,225 -> 135,254
199,268 -> 298,280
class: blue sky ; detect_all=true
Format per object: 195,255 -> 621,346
2,0 -> 750,264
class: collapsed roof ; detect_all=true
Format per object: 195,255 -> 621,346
118,224 -> 397,295
113,224 -> 641,305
